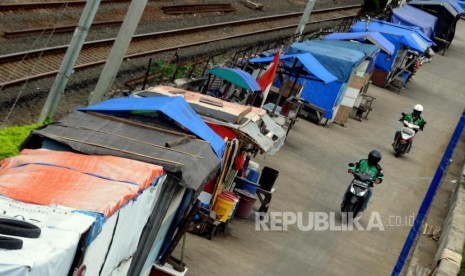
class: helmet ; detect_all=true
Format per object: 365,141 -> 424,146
413,104 -> 423,112
413,104 -> 423,117
368,150 -> 382,166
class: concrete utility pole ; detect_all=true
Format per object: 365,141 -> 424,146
88,0 -> 148,105
38,0 -> 101,123
294,0 -> 316,42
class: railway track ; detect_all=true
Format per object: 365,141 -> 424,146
3,20 -> 123,38
0,0 -> 149,12
160,4 -> 236,14
0,5 -> 361,88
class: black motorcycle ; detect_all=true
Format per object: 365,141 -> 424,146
341,166 -> 374,218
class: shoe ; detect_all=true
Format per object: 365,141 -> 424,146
401,86 -> 406,90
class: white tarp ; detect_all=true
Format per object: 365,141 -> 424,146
0,197 -> 95,276
141,186 -> 186,276
82,175 -> 167,275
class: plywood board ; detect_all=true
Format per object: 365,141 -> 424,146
334,105 -> 352,125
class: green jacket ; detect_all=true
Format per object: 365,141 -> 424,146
349,159 -> 384,186
404,113 -> 425,129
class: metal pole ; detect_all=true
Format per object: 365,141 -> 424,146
142,58 -> 152,90
294,0 -> 316,42
272,59 -> 298,114
89,0 -> 149,105
38,0 -> 101,123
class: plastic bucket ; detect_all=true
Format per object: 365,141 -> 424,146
234,189 -> 258,219
212,195 -> 235,222
259,166 -> 279,191
221,191 -> 239,219
234,177 -> 259,195
246,168 -> 260,183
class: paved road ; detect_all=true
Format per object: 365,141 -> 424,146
179,21 -> 465,276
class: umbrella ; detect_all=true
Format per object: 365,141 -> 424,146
208,67 -> 261,92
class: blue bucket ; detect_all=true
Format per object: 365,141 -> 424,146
246,168 -> 260,183
234,177 -> 259,195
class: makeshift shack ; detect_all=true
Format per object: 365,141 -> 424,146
283,40 -> 367,124
20,97 -> 223,276
135,86 -> 287,156
0,149 -> 165,275
351,20 -> 434,88
408,0 -> 463,51
250,51 -> 338,125
390,4 -> 438,39
315,39 -> 383,125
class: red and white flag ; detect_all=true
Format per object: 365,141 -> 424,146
257,49 -> 281,107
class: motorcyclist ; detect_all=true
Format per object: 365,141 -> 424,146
393,104 -> 426,151
344,150 -> 384,213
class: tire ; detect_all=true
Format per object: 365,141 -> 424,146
341,202 -> 358,221
395,151 -> 400,158
0,218 -> 41,238
0,236 -> 23,250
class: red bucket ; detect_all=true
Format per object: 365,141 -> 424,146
234,189 -> 257,219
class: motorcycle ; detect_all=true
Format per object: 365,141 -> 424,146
341,166 -> 374,218
393,113 -> 420,158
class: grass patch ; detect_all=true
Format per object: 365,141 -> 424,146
0,124 -> 41,160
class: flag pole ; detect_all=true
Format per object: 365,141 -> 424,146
271,57 -> 297,115
259,45 -> 283,109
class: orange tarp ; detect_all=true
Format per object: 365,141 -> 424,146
0,149 -> 165,217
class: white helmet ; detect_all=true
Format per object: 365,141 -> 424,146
413,104 -> 423,112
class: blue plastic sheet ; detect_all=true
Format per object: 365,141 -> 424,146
409,0 -> 461,16
78,97 -> 225,158
351,20 -> 434,72
249,53 -> 338,84
289,40 -> 366,83
391,5 -> 438,38
458,1 -> 465,9
299,80 -> 344,119
324,31 -> 395,55
313,40 -> 380,58
351,20 -> 433,53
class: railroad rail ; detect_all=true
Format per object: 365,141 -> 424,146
0,5 -> 361,88
4,20 -> 123,38
161,4 -> 236,14
0,0 -> 150,11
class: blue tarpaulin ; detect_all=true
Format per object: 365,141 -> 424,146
249,53 -> 338,84
409,0 -> 460,16
313,40 -> 380,58
351,20 -> 433,53
435,0 -> 464,13
351,20 -> 434,72
286,40 -> 367,119
314,40 -> 380,74
289,40 -> 366,83
324,31 -> 395,55
300,80 -> 343,119
391,5 -> 438,38
78,97 -> 226,158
